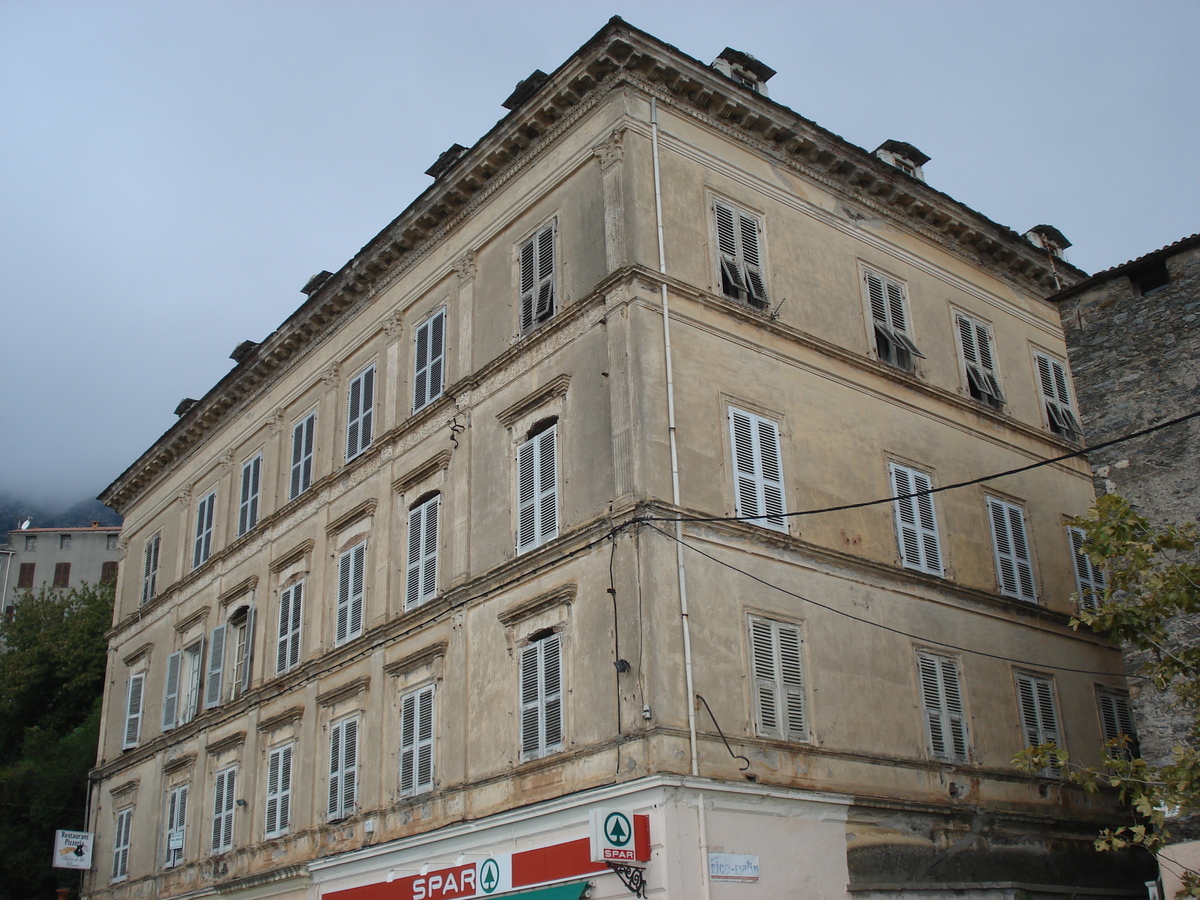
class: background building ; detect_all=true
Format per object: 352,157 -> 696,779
2,523 -> 120,611
87,19 -> 1150,900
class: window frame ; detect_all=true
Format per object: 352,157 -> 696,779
193,489 -> 216,569
954,311 -> 1004,408
712,198 -> 769,309
399,683 -> 436,796
264,743 -> 293,838
53,561 -> 71,588
16,562 -> 34,589
518,220 -> 557,334
987,496 -> 1037,602
406,494 -> 440,609
748,615 -> 807,742
345,364 -> 376,462
328,716 -> 359,821
237,454 -> 263,537
516,422 -> 558,554
889,462 -> 943,576
211,766 -> 236,855
335,541 -> 366,646
519,632 -> 564,761
276,580 -> 304,675
917,651 -> 969,763
862,266 -> 923,370
289,411 -> 316,501
728,407 -> 787,533
413,307 -> 446,413
1033,350 -> 1082,441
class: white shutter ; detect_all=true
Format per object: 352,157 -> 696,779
400,685 -> 436,795
162,652 -> 182,730
739,211 -> 768,304
165,784 -> 188,866
988,498 -> 1037,602
714,200 -> 768,306
413,309 -> 446,412
238,608 -> 255,694
277,582 -> 303,674
113,807 -> 132,880
1097,689 -> 1137,758
211,767 -> 236,853
956,313 -> 1004,404
890,464 -> 943,576
328,719 -> 358,819
918,653 -> 968,762
141,535 -> 160,605
1036,352 -> 1082,438
346,366 -> 375,460
265,744 -> 293,837
749,617 -> 805,741
516,425 -> 558,554
519,635 -> 562,758
336,542 -> 366,645
519,225 -> 555,332
193,491 -> 215,568
1016,672 -> 1061,775
1068,526 -> 1106,612
238,455 -> 261,536
204,625 -> 227,710
123,673 -> 145,748
406,495 -> 439,609
290,413 -> 315,500
729,408 -> 787,531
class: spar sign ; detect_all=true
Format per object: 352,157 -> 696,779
589,809 -> 650,867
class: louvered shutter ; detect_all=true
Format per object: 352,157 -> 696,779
988,498 -> 1037,601
113,808 -> 132,879
1097,689 -> 1138,758
194,492 -> 215,568
1035,353 -> 1081,437
413,309 -> 446,412
519,225 -> 555,332
750,617 -> 805,740
124,673 -> 145,748
277,583 -> 302,674
729,409 -> 787,531
336,544 -> 365,645
714,201 -> 745,297
739,211 -> 768,304
166,784 -> 188,866
162,652 -> 182,730
750,618 -> 779,736
349,543 -> 365,638
400,685 -> 436,794
890,464 -> 942,575
777,621 -> 806,738
346,367 -> 375,460
211,768 -> 235,853
238,456 -> 260,535
1069,526 -> 1106,611
519,643 -> 541,755
866,271 -> 889,325
328,719 -> 357,819
290,414 -> 315,499
542,635 -> 563,750
919,654 -> 968,762
1017,673 -> 1061,774
204,625 -> 226,709
238,609 -> 255,693
266,744 -> 292,837
406,496 -> 439,609
517,426 -> 558,553
141,535 -> 159,604
885,279 -> 907,333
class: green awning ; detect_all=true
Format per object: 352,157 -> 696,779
493,882 -> 591,900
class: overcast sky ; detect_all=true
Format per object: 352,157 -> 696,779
2,0 -> 1197,510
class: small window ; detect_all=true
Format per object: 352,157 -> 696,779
211,766 -> 236,854
112,807 -> 133,882
53,562 -> 71,588
728,408 -> 786,532
955,313 -> 1004,408
328,717 -> 359,820
24,535 -> 36,551
1097,688 -> 1139,759
101,561 -> 119,584
16,562 -> 34,589
890,463 -> 943,576
163,639 -> 205,730
335,541 -> 366,645
107,534 -> 119,551
193,490 -> 216,569
238,454 -> 262,536
228,607 -> 255,700
988,497 -> 1037,602
714,199 -> 768,309
1015,672 -> 1061,775
863,269 -> 923,370
164,783 -> 189,867
520,632 -> 563,760
276,581 -> 303,675
345,365 -> 376,462
399,684 -> 436,796
264,744 -> 293,838
917,652 -> 969,762
141,534 -> 161,605
749,616 -> 806,742
290,412 -> 316,500
60,534 -> 72,550
516,422 -> 558,554
406,495 -> 439,609
1068,526 -> 1106,612
1130,259 -> 1170,296
122,672 -> 145,749
1034,352 -> 1082,441
519,223 -> 556,333
413,308 -> 446,413
203,624 -> 228,711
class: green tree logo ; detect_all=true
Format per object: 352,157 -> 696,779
604,812 -> 631,847
479,858 -> 500,894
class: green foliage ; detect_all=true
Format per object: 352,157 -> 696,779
1016,494 -> 1200,898
0,581 -> 113,900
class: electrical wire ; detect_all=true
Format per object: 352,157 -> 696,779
643,521 -> 1144,679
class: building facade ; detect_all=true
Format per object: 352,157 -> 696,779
88,19 -> 1151,900
2,523 -> 121,611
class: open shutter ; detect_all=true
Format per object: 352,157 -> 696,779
519,644 -> 542,755
1069,526 -> 1106,611
519,235 -> 537,331
162,652 -> 182,730
204,625 -> 227,709
239,608 -> 255,693
542,635 -> 563,750
535,224 -> 555,321
124,673 -> 145,748
777,621 -> 806,739
341,718 -> 358,815
739,211 -> 768,304
714,201 -> 745,296
517,439 -> 537,552
416,686 -> 435,790
750,618 -> 780,737
537,427 -> 558,545
349,543 -> 365,639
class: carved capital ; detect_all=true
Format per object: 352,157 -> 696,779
321,362 -> 341,389
595,128 -> 626,172
267,407 -> 285,433
178,486 -> 193,505
218,449 -> 235,472
454,250 -> 477,286
384,310 -> 404,340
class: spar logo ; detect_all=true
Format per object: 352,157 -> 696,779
604,812 -> 631,847
478,858 -> 500,894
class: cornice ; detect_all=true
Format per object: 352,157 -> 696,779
384,641 -> 448,678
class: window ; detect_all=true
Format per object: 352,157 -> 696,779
413,308 -> 446,412
1131,259 -> 1170,296
53,562 -> 71,588
141,534 -> 160,605
864,269 -> 923,370
60,534 -> 72,550
399,684 -> 435,796
229,607 -> 256,698
345,365 -> 375,461
276,582 -> 303,674
520,632 -> 563,760
101,561 -> 119,584
729,408 -> 786,532
1097,688 -> 1139,759
163,640 -> 204,730
238,454 -> 262,536
713,199 -> 768,308
164,783 -> 188,867
24,535 -> 35,551
211,767 -> 236,854
16,562 -> 34,589
406,495 -> 439,609
193,490 -> 216,568
917,652 -> 969,762
122,672 -> 145,750
335,541 -> 366,645
112,807 -> 132,882
107,533 -> 119,551
1068,526 -> 1106,612
203,624 -> 227,710
749,616 -> 806,741
987,497 -> 1037,602
328,717 -> 359,820
1034,352 -> 1082,441
290,412 -> 316,500
955,313 -> 1004,408
264,744 -> 293,838
1015,672 -> 1061,775
516,423 -> 558,554
519,222 -> 556,333
889,463 -> 943,576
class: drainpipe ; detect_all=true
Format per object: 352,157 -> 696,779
651,96 -> 711,900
